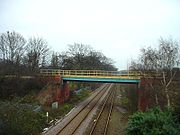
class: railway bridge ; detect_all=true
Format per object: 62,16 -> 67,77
40,69 -> 141,83
40,69 -> 152,110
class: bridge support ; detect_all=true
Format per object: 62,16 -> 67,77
138,79 -> 149,111
39,75 -> 70,105
54,79 -> 70,104
60,81 -> 70,103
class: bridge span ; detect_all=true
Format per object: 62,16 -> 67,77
40,69 -> 141,84
40,69 -> 157,111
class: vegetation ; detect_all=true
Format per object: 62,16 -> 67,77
0,30 -> 116,100
0,31 -> 117,77
42,103 -> 74,121
126,107 -> 180,135
43,89 -> 91,119
48,43 -> 117,71
0,102 -> 47,135
130,38 -> 180,108
0,77 -> 46,100
0,30 -> 116,135
0,87 -> 92,135
119,85 -> 138,113
1,31 -> 180,134
126,38 -> 180,135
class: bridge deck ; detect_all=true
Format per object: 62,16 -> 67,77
40,69 -> 141,83
62,76 -> 140,83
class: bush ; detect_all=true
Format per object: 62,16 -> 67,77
172,107 -> 180,124
42,103 -> 74,120
126,107 -> 180,135
69,90 -> 91,104
0,102 -> 47,135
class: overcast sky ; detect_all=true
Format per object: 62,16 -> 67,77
0,0 -> 180,70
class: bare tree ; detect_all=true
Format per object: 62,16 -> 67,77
25,37 -> 50,71
157,38 -> 179,107
0,31 -> 26,75
0,31 -> 26,64
130,38 -> 180,107
65,43 -> 93,69
50,51 -> 63,68
67,43 -> 93,57
63,43 -> 117,70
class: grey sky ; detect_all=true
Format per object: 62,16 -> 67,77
0,0 -> 180,70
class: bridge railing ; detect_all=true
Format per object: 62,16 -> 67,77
40,69 -> 142,79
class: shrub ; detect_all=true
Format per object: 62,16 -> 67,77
69,89 -> 91,104
126,107 -> 180,135
172,107 -> 180,124
0,103 -> 47,135
43,103 -> 74,119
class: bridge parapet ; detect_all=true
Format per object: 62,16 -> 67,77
40,69 -> 142,80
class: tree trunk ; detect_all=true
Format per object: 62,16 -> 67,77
150,83 -> 159,106
165,88 -> 171,107
155,93 -> 159,105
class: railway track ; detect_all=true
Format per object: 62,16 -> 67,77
89,85 -> 115,135
56,84 -> 112,135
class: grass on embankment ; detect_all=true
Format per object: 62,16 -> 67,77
0,88 -> 92,135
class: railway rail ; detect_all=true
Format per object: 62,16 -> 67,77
89,85 -> 115,135
56,84 -> 112,135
